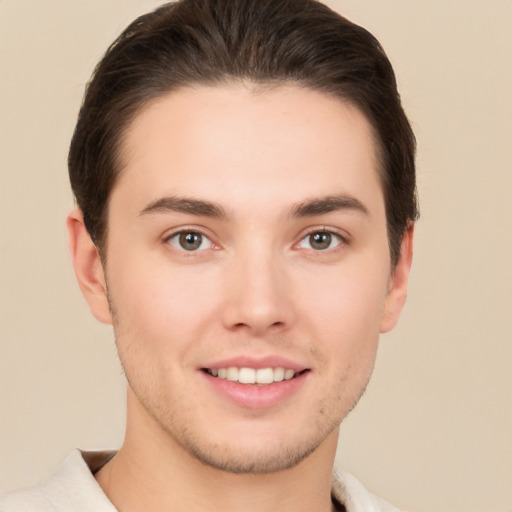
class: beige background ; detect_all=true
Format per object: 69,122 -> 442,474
1,1 -> 511,510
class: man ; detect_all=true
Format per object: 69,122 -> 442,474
0,0 -> 417,511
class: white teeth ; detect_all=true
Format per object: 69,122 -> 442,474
255,368 -> 273,384
226,367 -> 239,382
239,367 -> 256,384
273,367 -> 285,382
209,366 -> 299,385
284,369 -> 295,380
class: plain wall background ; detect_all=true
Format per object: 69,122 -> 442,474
1,1 -> 511,510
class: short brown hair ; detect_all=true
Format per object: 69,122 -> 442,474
68,0 -> 418,266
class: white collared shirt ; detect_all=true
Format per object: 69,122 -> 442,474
0,450 -> 401,512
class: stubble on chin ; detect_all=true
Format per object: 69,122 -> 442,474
124,368 -> 371,477
109,286 -> 375,476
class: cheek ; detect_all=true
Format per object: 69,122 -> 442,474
300,263 -> 389,339
295,259 -> 388,384
106,255 -> 223,353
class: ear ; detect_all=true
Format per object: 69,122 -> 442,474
380,224 -> 414,333
67,209 -> 113,325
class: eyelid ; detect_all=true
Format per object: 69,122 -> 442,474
163,226 -> 220,251
295,227 -> 350,250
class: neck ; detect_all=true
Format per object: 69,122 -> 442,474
95,390 -> 339,512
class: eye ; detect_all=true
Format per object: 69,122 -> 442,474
167,231 -> 213,251
297,231 -> 343,251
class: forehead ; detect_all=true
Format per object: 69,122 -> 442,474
114,84 -> 383,214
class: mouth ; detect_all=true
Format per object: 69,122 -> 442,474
203,367 -> 309,385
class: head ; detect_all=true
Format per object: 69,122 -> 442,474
68,0 -> 417,267
67,0 -> 417,475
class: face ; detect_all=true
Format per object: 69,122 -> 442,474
71,84 -> 411,474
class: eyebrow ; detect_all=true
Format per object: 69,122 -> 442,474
289,194 -> 369,218
139,196 -> 228,219
139,193 -> 368,220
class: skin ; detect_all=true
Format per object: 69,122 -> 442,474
68,84 -> 413,512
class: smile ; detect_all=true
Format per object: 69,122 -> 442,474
205,367 -> 304,385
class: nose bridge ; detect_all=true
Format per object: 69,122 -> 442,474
222,239 -> 293,334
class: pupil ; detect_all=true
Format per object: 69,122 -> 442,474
180,232 -> 202,250
311,232 -> 331,250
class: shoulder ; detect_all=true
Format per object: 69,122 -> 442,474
332,467 -> 402,512
0,487 -> 56,512
0,450 -> 117,512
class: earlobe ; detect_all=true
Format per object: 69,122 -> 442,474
67,209 -> 113,325
380,224 -> 414,333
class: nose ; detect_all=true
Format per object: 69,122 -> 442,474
221,248 -> 295,336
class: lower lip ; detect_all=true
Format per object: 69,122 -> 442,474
201,371 -> 309,409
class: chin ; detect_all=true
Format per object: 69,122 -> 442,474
182,438 -> 325,475
165,417 -> 341,475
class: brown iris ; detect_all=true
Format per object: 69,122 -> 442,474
309,232 -> 332,250
179,232 -> 203,251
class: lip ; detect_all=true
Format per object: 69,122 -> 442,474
199,356 -> 310,409
202,355 -> 308,372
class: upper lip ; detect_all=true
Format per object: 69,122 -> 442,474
201,355 -> 309,372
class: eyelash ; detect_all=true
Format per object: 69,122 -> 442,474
296,228 -> 347,252
165,229 -> 216,252
164,227 -> 348,254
